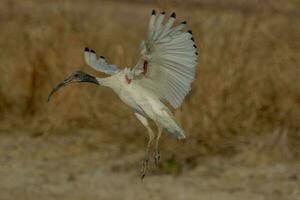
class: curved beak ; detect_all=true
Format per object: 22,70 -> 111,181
47,77 -> 72,102
47,71 -> 99,102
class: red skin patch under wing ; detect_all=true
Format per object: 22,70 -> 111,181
125,60 -> 147,84
143,60 -> 148,75
125,75 -> 132,84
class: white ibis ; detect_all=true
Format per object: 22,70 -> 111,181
48,10 -> 198,178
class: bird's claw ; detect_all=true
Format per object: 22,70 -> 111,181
154,150 -> 160,168
140,158 -> 149,180
140,151 -> 161,179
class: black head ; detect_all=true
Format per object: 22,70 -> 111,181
68,70 -> 98,83
47,70 -> 99,102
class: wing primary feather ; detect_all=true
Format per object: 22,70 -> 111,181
169,24 -> 186,36
159,14 -> 176,40
148,10 -> 156,41
84,47 -> 120,75
133,11 -> 197,108
152,12 -> 165,40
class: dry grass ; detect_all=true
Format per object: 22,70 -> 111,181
0,0 -> 299,162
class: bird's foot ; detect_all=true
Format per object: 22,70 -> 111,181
154,150 -> 160,168
140,158 -> 149,180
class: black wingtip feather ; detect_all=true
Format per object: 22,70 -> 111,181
195,52 -> 198,55
152,10 -> 156,15
91,49 -> 95,53
181,21 -> 187,24
188,30 -> 193,34
171,12 -> 176,18
100,56 -> 105,59
84,47 -> 89,52
161,11 -> 165,15
191,37 -> 194,41
193,44 -> 197,48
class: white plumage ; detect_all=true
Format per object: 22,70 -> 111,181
84,49 -> 120,75
84,10 -> 197,109
49,10 -> 198,178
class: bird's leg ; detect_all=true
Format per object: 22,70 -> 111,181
154,124 -> 163,168
141,125 -> 154,179
134,112 -> 154,179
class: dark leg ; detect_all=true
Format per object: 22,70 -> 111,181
141,125 -> 154,180
134,113 -> 154,180
154,124 -> 163,168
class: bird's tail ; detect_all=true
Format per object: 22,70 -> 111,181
160,108 -> 186,139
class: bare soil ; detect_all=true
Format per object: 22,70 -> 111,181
0,130 -> 299,200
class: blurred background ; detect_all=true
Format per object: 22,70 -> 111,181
0,0 -> 299,199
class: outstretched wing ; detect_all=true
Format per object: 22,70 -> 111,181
84,48 -> 120,75
133,10 -> 198,108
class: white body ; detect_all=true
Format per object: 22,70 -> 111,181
98,69 -> 185,139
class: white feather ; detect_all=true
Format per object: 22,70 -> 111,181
84,50 -> 120,75
133,11 -> 198,108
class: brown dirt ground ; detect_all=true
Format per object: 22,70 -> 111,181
0,130 -> 299,200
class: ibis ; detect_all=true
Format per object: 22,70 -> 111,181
48,10 -> 198,178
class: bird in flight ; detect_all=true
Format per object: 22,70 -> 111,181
48,10 -> 198,178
